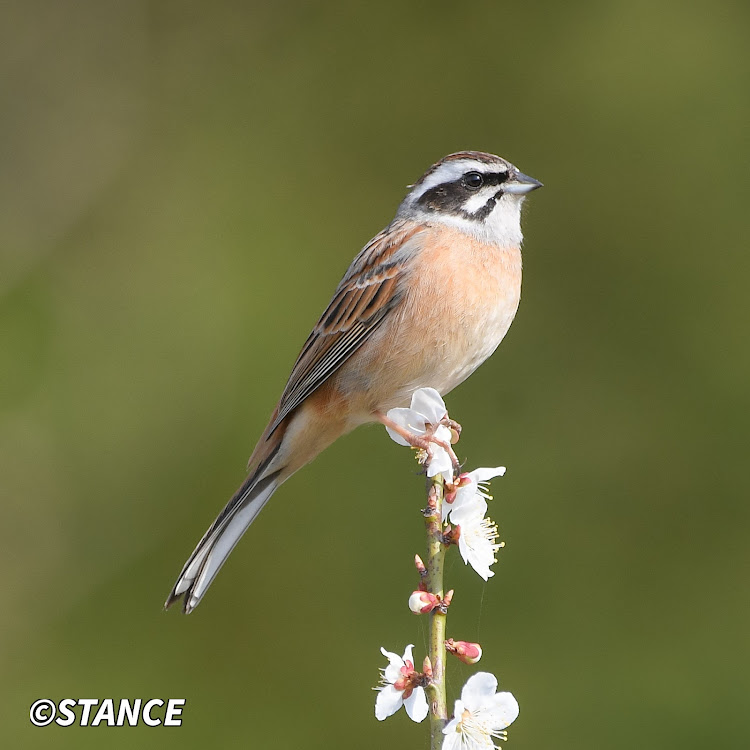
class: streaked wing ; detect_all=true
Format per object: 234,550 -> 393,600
267,219 -> 425,434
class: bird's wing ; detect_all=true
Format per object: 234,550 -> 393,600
267,219 -> 425,435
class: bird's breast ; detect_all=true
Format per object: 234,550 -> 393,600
337,224 -> 523,420
408,225 -> 523,394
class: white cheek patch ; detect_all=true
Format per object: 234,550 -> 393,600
437,195 -> 525,247
461,186 -> 500,214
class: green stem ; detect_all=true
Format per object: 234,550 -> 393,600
424,473 -> 448,749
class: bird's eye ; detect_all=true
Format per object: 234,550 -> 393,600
463,171 -> 484,190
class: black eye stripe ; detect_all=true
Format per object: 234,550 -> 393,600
459,170 -> 509,192
479,171 -> 508,187
416,171 -> 510,213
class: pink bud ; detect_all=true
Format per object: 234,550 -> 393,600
445,638 -> 482,665
414,554 -> 427,575
408,590 -> 440,614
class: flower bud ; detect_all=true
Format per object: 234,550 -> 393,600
414,554 -> 427,576
408,590 -> 440,614
445,638 -> 483,665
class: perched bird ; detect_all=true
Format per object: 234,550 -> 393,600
165,151 -> 542,613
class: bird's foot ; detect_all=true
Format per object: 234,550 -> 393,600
377,412 -> 461,476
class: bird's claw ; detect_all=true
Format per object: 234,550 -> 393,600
417,434 -> 461,478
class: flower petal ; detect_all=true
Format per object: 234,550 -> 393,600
457,525 -> 496,581
380,647 -> 404,683
449,482 -> 482,520
426,448 -> 453,482
384,408 -> 427,445
442,719 -> 461,750
380,646 -> 401,662
441,701 -> 464,749
403,686 -> 428,723
451,496 -> 488,526
448,467 -> 506,521
443,716 -> 461,736
471,466 -> 506,483
441,497 -> 453,523
410,387 -> 447,425
375,685 -> 404,721
461,672 -> 499,711
401,644 -> 415,664
425,425 -> 454,482
486,691 -> 520,728
440,730 -> 461,750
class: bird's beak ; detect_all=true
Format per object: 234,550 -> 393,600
504,171 -> 543,195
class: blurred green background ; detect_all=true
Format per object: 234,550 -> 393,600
2,0 -> 749,747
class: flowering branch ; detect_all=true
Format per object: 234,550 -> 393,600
374,388 -> 519,750
424,472 -> 449,745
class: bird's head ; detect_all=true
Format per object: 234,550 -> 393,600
398,151 -> 542,245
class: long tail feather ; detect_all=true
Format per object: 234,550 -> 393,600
165,469 -> 282,614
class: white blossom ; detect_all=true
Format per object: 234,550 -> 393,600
442,672 -> 519,749
443,466 -> 506,523
385,388 -> 453,482
374,644 -> 428,723
450,496 -> 502,581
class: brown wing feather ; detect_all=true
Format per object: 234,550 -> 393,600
266,220 -> 425,435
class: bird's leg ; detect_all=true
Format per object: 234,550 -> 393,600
375,412 -> 461,474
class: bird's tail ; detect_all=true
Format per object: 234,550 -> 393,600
164,466 -> 282,614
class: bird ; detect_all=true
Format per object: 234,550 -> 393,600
165,151 -> 542,613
